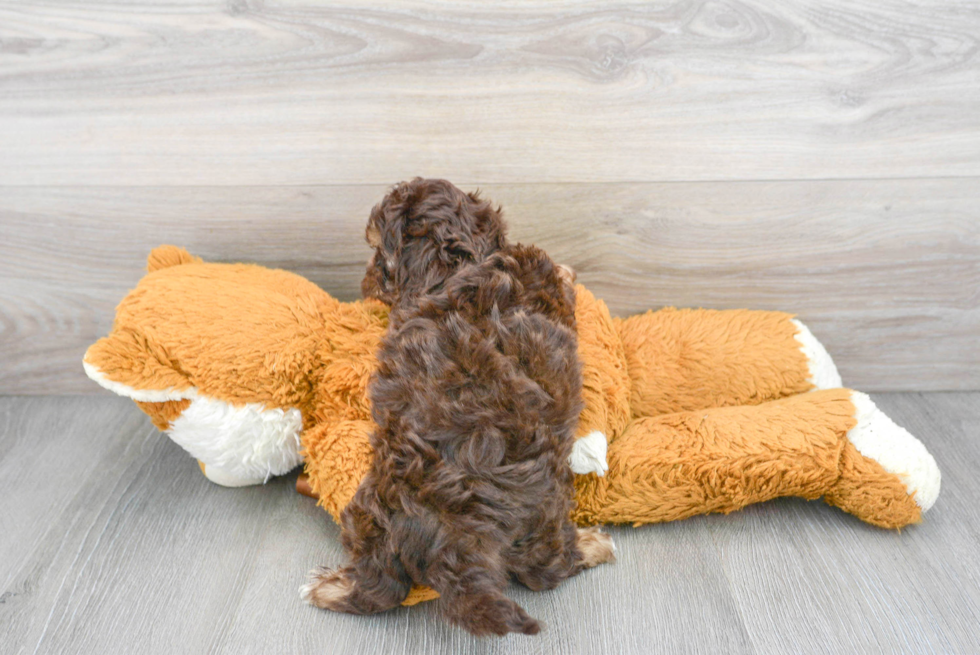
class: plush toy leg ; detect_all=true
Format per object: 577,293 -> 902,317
824,392 -> 941,527
300,421 -> 376,523
300,420 -> 440,606
573,389 -> 938,529
616,308 -> 841,417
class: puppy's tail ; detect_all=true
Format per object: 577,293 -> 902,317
401,507 -> 540,636
446,592 -> 541,637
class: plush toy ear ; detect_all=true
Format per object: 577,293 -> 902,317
146,245 -> 202,272
83,328 -> 194,402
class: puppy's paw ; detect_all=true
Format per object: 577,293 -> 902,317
576,526 -> 616,568
300,566 -> 354,610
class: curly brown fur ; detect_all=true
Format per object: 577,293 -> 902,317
304,180 -> 614,636
360,178 -> 508,307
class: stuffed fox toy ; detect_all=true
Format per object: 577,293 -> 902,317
84,246 -> 941,603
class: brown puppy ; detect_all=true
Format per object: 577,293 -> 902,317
302,179 -> 614,636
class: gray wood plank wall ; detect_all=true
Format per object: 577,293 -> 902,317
1,1 -> 978,393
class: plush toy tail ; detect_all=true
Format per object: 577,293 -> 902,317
147,245 -> 202,272
616,308 -> 831,418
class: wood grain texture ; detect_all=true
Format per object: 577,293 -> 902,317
1,0 -> 979,185
1,180 -> 977,394
1,393 -> 977,654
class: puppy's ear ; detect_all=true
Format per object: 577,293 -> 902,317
465,190 -> 508,259
366,223 -> 382,249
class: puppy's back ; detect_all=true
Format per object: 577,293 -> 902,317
373,244 -> 581,469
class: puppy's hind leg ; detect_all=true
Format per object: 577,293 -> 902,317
511,521 -> 615,593
301,484 -> 411,614
426,531 -> 540,636
301,560 -> 410,615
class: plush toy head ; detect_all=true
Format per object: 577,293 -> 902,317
83,245 -> 622,486
83,246 -> 386,485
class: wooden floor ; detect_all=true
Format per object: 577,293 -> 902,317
1,392 -> 978,654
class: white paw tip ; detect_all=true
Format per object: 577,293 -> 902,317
569,431 -> 609,476
792,319 -> 843,390
299,569 -> 325,603
848,392 -> 941,511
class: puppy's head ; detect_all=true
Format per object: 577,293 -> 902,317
361,178 -> 508,305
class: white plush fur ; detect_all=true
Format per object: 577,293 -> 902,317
168,396 -> 304,484
569,430 -> 609,476
848,392 -> 941,511
200,462 -> 268,487
791,319 -> 843,390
